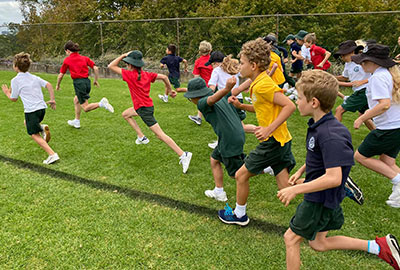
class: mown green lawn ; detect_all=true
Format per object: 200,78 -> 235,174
0,70 -> 398,269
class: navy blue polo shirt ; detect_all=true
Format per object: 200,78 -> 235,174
290,42 -> 303,70
160,54 -> 183,79
304,112 -> 354,209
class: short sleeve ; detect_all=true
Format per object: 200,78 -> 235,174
121,69 -> 129,82
208,69 -> 218,87
34,75 -> 48,88
160,57 -> 168,64
320,139 -> 354,168
10,78 -> 20,99
315,46 -> 326,56
254,78 -> 281,103
342,66 -> 349,78
86,57 -> 95,68
60,61 -> 68,74
370,74 -> 392,100
178,57 -> 183,63
192,59 -> 200,75
149,72 -> 158,83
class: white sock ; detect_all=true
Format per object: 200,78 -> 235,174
367,240 -> 380,255
391,173 -> 400,185
74,119 -> 80,123
214,187 -> 224,194
234,203 -> 247,218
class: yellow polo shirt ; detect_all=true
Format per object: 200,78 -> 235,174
268,51 -> 285,85
250,71 -> 292,145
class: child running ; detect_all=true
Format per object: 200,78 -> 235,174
333,40 -> 375,130
56,41 -> 114,129
277,69 -> 400,270
304,33 -> 331,71
218,38 -> 297,226
2,52 -> 59,164
352,43 -> 400,208
108,50 -> 192,173
185,77 -> 244,201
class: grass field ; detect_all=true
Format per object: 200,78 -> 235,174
0,70 -> 399,270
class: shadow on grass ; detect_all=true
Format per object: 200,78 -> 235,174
0,154 -> 287,235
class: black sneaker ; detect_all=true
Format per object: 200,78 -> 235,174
345,176 -> 364,205
218,203 -> 249,226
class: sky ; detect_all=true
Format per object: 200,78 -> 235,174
0,0 -> 24,25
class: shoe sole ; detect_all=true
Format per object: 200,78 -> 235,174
188,116 -> 201,125
218,215 -> 250,226
182,152 -> 192,174
345,176 -> 364,205
387,234 -> 400,267
386,200 -> 400,208
43,125 -> 51,143
204,191 -> 227,202
43,156 -> 60,165
67,122 -> 80,129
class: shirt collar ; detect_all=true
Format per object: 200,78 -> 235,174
307,111 -> 334,129
250,71 -> 268,96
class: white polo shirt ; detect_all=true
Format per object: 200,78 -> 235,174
208,66 -> 243,99
342,61 -> 371,92
11,72 -> 48,113
301,44 -> 311,61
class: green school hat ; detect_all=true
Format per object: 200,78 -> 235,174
184,77 -> 213,99
122,50 -> 145,67
295,30 -> 308,40
282,34 -> 296,43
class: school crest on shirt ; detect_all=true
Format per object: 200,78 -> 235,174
354,66 -> 360,72
312,52 -> 315,56
308,136 -> 315,151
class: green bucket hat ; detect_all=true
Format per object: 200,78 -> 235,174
184,77 -> 213,99
295,30 -> 308,40
123,50 -> 145,67
282,34 -> 295,43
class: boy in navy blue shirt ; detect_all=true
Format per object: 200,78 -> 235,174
278,69 -> 400,270
283,34 -> 303,80
160,44 -> 188,101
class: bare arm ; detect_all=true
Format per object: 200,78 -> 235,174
1,84 -> 17,102
277,167 -> 342,206
93,66 -> 100,87
207,77 -> 236,106
228,95 -> 255,112
108,53 -> 129,75
45,82 -> 56,110
288,164 -> 306,185
209,85 -> 216,92
56,73 -> 65,91
268,63 -> 278,77
231,79 -> 252,96
156,74 -> 174,96
182,59 -> 188,72
317,51 -> 331,68
354,98 -> 390,129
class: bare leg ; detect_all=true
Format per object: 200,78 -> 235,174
197,110 -> 203,119
176,88 -> 187,92
81,100 -> 100,112
122,107 -> 145,138
149,123 -> 184,156
31,134 -> 55,155
211,157 -> 224,188
235,165 -> 255,205
355,151 -> 398,179
309,231 -> 368,252
284,228 -> 303,270
73,96 -> 82,120
275,168 -> 290,190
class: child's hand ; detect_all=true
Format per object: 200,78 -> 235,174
225,76 -> 237,90
277,186 -> 298,207
2,84 -> 10,95
352,80 -> 364,87
289,172 -> 302,186
46,100 -> 56,110
353,117 -> 363,129
317,63 -> 323,68
56,85 -> 61,91
169,90 -> 177,98
94,81 -> 100,87
254,126 -> 272,141
228,96 -> 240,108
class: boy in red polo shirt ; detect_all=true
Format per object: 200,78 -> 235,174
189,40 -> 213,125
304,33 -> 331,71
56,41 -> 114,129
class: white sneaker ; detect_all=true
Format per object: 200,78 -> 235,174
43,153 -> 59,164
188,115 -> 202,125
386,198 -> 400,208
158,94 -> 168,103
286,87 -> 296,94
135,136 -> 150,145
67,119 -> 81,129
288,94 -> 297,101
245,97 -> 252,104
205,189 -> 228,201
282,83 -> 289,90
208,140 -> 218,149
100,97 -> 114,113
388,183 -> 400,201
263,166 -> 275,176
179,151 -> 192,173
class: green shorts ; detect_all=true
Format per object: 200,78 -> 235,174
25,109 -> 45,135
73,78 -> 91,104
290,67 -> 303,74
244,137 -> 296,176
358,128 -> 400,158
341,88 -> 368,113
290,200 -> 344,241
211,148 -> 245,177
168,76 -> 181,89
236,98 -> 246,121
136,106 -> 158,127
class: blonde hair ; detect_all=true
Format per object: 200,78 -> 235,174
13,52 -> 31,72
238,38 -> 271,72
304,33 -> 317,44
199,40 -> 212,55
296,69 -> 339,112
221,55 -> 240,75
389,65 -> 400,103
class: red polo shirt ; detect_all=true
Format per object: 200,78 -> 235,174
310,44 -> 331,71
122,69 -> 158,110
193,55 -> 213,86
60,52 -> 95,79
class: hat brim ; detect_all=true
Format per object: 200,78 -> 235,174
183,87 -> 213,99
333,45 -> 364,59
122,57 -> 145,67
294,35 -> 304,40
351,54 -> 396,68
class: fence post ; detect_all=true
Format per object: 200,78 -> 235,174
99,22 -> 104,56
176,19 -> 180,56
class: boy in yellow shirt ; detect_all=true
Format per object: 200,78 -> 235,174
219,38 -> 296,226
